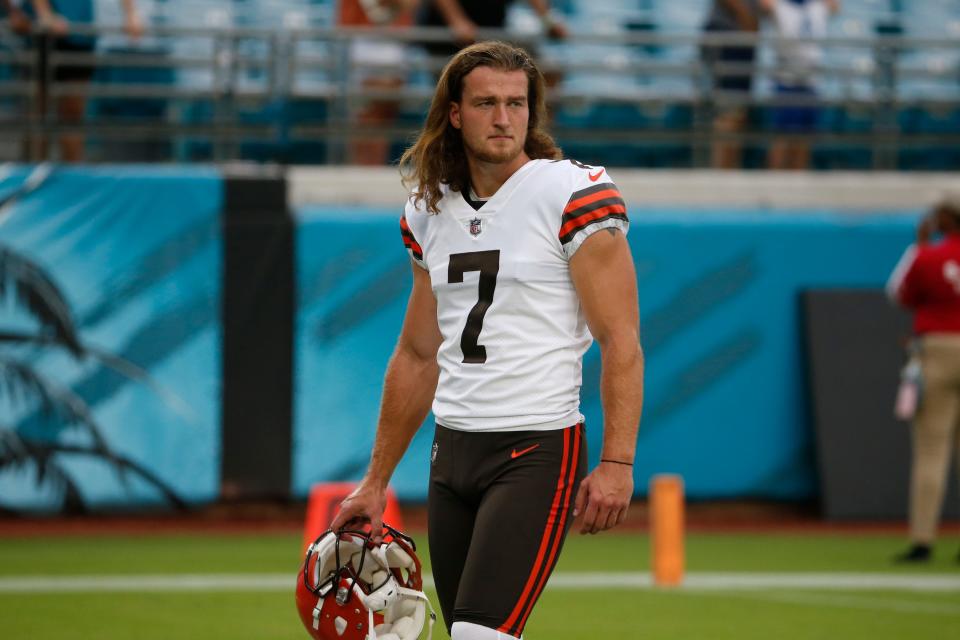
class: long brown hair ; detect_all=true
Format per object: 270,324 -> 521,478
399,41 -> 562,214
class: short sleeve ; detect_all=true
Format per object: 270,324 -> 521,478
558,166 -> 629,259
399,213 -> 427,270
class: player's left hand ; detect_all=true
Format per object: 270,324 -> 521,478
573,461 -> 633,534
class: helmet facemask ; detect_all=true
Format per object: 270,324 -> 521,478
297,524 -> 435,640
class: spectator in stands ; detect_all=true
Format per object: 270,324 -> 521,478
761,0 -> 839,170
417,0 -> 568,61
2,0 -> 29,34
701,1 -> 762,169
2,1 -> 33,154
339,0 -> 419,165
886,193 -> 960,563
22,0 -> 143,162
416,0 -> 569,129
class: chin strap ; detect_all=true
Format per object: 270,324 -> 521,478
401,586 -> 437,640
312,595 -> 322,630
365,587 -> 437,640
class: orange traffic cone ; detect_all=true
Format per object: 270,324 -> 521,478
302,482 -> 404,553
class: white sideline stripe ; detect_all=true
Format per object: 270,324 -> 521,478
1,572 -> 959,594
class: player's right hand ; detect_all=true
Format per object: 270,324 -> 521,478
329,481 -> 388,543
573,462 -> 633,535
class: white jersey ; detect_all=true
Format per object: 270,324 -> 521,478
400,158 -> 629,432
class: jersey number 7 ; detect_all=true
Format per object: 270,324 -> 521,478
448,250 -> 500,364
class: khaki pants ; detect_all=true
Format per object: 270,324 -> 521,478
910,333 -> 960,543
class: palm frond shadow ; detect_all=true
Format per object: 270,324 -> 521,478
0,240 -> 188,513
0,247 -> 82,357
0,430 -> 85,513
0,431 -> 186,512
1,357 -> 111,450
0,331 -> 200,427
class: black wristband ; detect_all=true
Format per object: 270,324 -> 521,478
600,458 -> 633,466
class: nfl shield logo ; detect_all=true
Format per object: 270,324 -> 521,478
469,217 -> 482,236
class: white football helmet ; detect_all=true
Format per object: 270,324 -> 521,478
296,524 -> 435,640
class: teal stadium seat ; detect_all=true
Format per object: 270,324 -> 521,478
89,44 -> 175,160
893,0 -> 960,169
163,0 -> 335,162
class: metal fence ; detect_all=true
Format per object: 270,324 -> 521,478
0,22 -> 957,168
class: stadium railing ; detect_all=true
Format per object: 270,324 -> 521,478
0,22 -> 956,168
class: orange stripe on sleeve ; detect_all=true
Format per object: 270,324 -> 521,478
399,215 -> 423,260
563,188 -> 622,215
558,204 -> 628,238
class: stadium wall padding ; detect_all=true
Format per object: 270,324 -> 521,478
294,205 -> 919,502
221,173 -> 294,500
0,166 -> 223,511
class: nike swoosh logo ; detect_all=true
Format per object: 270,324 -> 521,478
588,169 -> 605,182
511,443 -> 540,459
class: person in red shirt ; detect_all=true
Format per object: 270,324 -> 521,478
887,194 -> 960,562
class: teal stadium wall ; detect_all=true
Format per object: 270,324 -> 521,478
0,167 -> 223,512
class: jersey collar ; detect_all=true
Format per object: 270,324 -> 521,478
456,159 -> 540,215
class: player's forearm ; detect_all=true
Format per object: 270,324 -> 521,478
365,346 -> 439,489
598,336 -> 644,462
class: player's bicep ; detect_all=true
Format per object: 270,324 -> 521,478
569,229 -> 640,348
397,261 -> 442,362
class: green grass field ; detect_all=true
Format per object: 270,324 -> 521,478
1,530 -> 958,639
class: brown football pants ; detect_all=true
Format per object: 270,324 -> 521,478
427,423 -> 587,637
909,333 -> 960,544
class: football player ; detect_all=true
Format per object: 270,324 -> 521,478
331,41 -> 643,640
